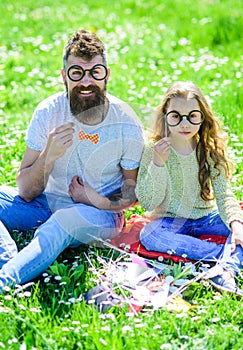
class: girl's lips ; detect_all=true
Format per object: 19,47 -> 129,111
179,131 -> 190,134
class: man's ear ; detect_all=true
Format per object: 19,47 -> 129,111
106,67 -> 111,82
61,68 -> 66,84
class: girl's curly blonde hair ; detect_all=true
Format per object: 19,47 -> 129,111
149,81 -> 234,201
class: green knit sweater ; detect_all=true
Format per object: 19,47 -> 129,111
135,142 -> 243,228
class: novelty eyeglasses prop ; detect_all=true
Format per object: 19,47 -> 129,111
165,110 -> 205,127
67,64 -> 108,82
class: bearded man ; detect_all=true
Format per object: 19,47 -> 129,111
0,29 -> 144,289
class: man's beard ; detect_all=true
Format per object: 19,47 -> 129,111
68,84 -> 107,124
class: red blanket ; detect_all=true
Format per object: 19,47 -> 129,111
111,202 -> 243,263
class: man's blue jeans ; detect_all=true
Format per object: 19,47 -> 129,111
0,186 -> 52,268
140,211 -> 243,273
0,186 -> 124,289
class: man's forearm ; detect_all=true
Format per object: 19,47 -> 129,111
94,181 -> 137,211
16,151 -> 54,202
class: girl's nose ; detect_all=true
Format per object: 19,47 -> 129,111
180,118 -> 190,127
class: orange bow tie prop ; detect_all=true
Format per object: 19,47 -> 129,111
78,130 -> 99,144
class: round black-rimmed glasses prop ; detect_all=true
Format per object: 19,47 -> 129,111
67,64 -> 108,82
165,110 -> 204,127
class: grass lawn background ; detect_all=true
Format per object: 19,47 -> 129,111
0,0 -> 243,349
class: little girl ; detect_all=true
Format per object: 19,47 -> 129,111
135,81 -> 243,296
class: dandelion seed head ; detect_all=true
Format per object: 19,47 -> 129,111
29,308 -> 41,313
18,304 -> 26,310
178,37 -> 190,46
72,321 -> 80,325
135,323 -> 144,328
191,316 -> 201,321
62,327 -> 70,332
176,312 -> 188,318
122,325 -> 133,333
99,338 -> 108,346
160,344 -> 172,349
68,298 -> 76,304
54,275 -> 62,281
17,293 -> 26,298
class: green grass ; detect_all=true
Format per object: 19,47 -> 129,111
1,0 -> 243,348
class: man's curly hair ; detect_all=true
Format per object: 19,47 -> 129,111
63,29 -> 107,71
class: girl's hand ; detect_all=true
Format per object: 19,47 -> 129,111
153,137 -> 171,167
230,220 -> 243,252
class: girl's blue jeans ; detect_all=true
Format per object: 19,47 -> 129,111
140,211 -> 243,274
0,186 -> 124,289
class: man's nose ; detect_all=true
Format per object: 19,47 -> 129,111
80,71 -> 93,85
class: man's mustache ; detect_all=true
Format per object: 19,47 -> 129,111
73,85 -> 102,94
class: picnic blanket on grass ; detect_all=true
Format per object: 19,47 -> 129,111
111,202 -> 243,263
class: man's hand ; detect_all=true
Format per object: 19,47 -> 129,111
68,176 -> 102,206
45,123 -> 75,163
17,122 -> 75,202
68,176 -> 137,210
